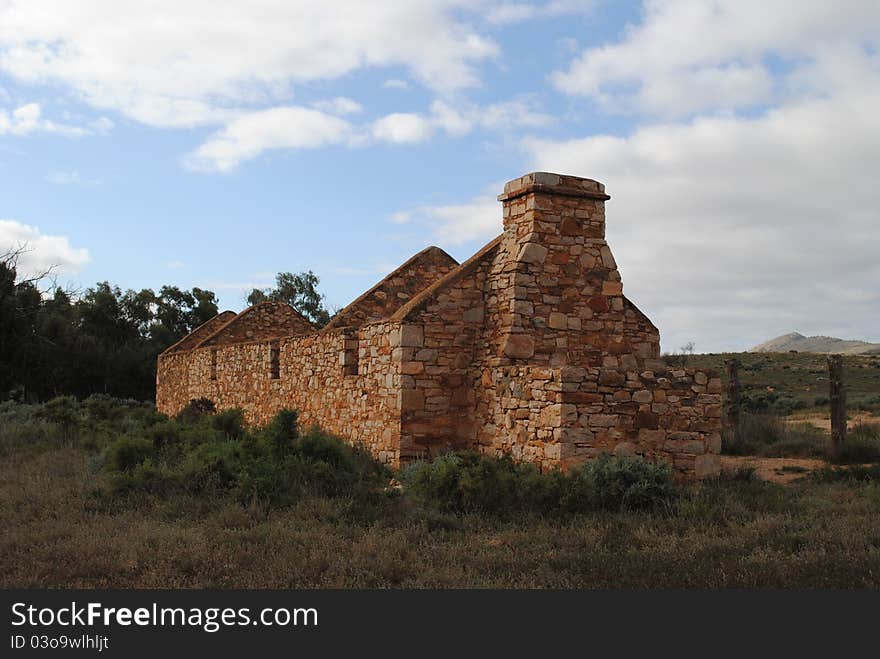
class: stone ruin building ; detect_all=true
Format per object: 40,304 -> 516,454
157,172 -> 721,479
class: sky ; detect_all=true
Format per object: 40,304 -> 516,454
1,0 -> 878,353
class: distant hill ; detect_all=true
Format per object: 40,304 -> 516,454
750,332 -> 880,355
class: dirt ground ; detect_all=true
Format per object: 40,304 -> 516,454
721,412 -> 878,484
790,412 -> 880,431
720,455 -> 827,484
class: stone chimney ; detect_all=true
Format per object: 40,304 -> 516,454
495,172 -> 629,366
497,172 -> 610,241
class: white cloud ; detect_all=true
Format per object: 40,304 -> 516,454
371,113 -> 435,144
372,97 -> 552,144
185,106 -> 355,172
484,1 -> 595,25
0,220 -> 91,276
389,211 -> 412,224
382,79 -> 410,91
311,97 -> 363,116
552,0 -> 880,116
525,83 -> 880,351
89,116 -> 115,134
189,94 -> 550,166
393,184 -> 504,246
0,1 -> 499,129
46,170 -> 102,185
0,102 -> 87,136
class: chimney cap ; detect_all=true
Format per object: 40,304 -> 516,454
498,172 -> 610,202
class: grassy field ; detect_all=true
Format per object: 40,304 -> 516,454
3,421 -> 880,588
685,351 -> 880,413
2,352 -> 880,589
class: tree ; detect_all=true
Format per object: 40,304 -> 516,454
249,271 -> 331,328
1,240 -> 228,401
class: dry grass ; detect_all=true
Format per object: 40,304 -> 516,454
3,444 -> 880,588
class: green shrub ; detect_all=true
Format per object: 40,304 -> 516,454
739,389 -> 805,415
831,422 -> 880,464
182,441 -> 242,492
36,395 -> 81,443
95,408 -> 389,507
400,451 -> 675,515
813,463 -> 880,483
106,436 -> 154,472
400,453 -> 538,515
176,397 -> 215,422
212,408 -> 246,441
265,408 -> 299,457
562,453 -> 675,512
109,458 -> 179,495
723,412 -> 825,458
84,394 -> 125,422
851,395 -> 880,413
238,423 -> 388,505
147,419 -> 181,448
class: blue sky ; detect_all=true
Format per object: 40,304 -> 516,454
2,1 -> 879,352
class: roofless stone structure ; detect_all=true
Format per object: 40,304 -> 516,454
157,173 -> 721,479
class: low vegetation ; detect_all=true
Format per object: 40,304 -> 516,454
686,351 -> 880,414
400,451 -> 674,516
723,412 -> 827,458
721,410 -> 880,463
832,422 -> 880,465
3,397 -> 880,588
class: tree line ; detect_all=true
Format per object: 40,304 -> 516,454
0,246 -> 331,402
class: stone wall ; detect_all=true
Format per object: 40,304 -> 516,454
155,171 -> 721,479
156,321 -> 403,464
163,310 -> 237,354
323,246 -> 458,331
492,172 -> 660,369
199,302 -> 314,347
391,238 -> 501,460
473,364 -> 721,479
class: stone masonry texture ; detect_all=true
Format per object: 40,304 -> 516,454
157,172 -> 721,479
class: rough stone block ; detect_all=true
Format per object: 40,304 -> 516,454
502,334 -> 535,359
399,324 -> 424,348
548,312 -> 568,329
517,242 -> 549,264
602,281 -> 623,296
400,389 -> 425,411
400,361 -> 425,375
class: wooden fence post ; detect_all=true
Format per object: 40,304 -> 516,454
828,354 -> 846,455
725,358 -> 741,446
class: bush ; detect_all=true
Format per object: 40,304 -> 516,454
212,408 -> 246,441
97,407 -> 389,508
400,451 -> 675,516
723,412 -> 825,458
813,463 -> 880,483
851,395 -> 880,414
831,422 -> 880,464
265,408 -> 299,457
562,453 -> 675,512
399,453 -> 544,515
176,397 -> 215,421
0,401 -> 54,451
36,395 -> 81,443
147,419 -> 181,448
183,440 -> 242,492
106,436 -> 154,472
238,424 -> 389,505
84,394 -> 125,422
